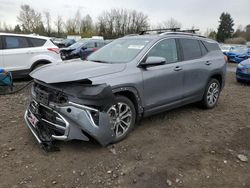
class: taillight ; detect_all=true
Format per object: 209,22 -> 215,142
224,55 -> 228,63
92,48 -> 98,52
48,48 -> 59,54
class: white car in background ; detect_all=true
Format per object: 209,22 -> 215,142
0,33 -> 62,78
220,44 -> 235,54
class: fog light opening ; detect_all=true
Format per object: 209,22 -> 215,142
67,108 -> 72,113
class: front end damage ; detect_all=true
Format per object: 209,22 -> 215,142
24,79 -> 116,151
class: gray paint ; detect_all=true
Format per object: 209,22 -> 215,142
25,33 -> 226,146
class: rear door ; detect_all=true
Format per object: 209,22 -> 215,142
141,38 -> 184,110
178,38 -> 209,100
2,35 -> 32,71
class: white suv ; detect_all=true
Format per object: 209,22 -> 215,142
0,33 -> 62,78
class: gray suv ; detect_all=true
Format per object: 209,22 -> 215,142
24,31 -> 226,150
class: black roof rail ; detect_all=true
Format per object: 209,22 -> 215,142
179,29 -> 199,34
139,28 -> 180,35
124,34 -> 139,37
160,32 -> 206,38
159,29 -> 206,38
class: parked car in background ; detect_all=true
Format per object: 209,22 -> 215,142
0,33 -> 61,78
52,38 -> 76,48
63,39 -> 76,48
220,44 -> 235,54
60,39 -> 107,60
24,30 -> 226,149
236,58 -> 250,82
226,46 -> 250,63
80,40 -> 108,60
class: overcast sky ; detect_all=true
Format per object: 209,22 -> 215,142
0,0 -> 249,33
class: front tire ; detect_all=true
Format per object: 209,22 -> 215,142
200,79 -> 221,109
107,95 -> 136,143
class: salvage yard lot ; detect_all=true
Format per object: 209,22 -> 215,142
0,63 -> 249,188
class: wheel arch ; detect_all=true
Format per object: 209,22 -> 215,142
30,59 -> 52,71
210,73 -> 223,87
113,87 -> 143,120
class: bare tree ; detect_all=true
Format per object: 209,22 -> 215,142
80,14 -> 94,37
17,4 -> 42,33
44,11 -> 51,36
96,8 -> 149,38
54,15 -> 64,35
157,18 -> 182,29
65,10 -> 81,34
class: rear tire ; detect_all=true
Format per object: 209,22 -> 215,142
200,79 -> 221,109
107,95 -> 136,143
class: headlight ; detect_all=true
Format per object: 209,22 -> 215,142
237,64 -> 244,69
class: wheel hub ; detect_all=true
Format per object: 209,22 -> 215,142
107,102 -> 132,138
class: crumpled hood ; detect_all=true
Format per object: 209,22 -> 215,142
30,61 -> 126,84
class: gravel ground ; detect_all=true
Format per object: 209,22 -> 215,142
0,63 -> 249,188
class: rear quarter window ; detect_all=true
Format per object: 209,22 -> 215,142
179,38 -> 202,61
29,38 -> 46,47
202,40 -> 220,51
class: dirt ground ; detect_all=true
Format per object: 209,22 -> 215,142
0,63 -> 249,188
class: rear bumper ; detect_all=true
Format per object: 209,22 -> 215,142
24,99 -> 115,147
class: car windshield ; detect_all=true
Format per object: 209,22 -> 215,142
87,38 -> 152,63
69,39 -> 87,49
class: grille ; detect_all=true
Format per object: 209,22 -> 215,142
33,82 -> 68,105
29,100 -> 67,136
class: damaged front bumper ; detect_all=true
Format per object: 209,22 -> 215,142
24,80 -> 116,150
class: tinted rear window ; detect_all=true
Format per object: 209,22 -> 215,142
0,37 -> 2,49
179,38 -> 202,61
5,36 -> 30,49
29,38 -> 46,47
202,40 -> 220,51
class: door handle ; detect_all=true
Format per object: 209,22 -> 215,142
174,66 -> 182,71
205,61 -> 211,65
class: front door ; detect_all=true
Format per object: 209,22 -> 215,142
141,38 -> 184,110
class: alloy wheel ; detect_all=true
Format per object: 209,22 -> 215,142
207,82 -> 219,106
107,102 -> 132,138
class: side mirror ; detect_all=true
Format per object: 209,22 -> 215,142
139,56 -> 166,67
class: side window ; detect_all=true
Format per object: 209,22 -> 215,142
202,40 -> 220,51
85,42 -> 95,48
147,39 -> 178,63
179,38 -> 202,61
29,38 -> 46,47
4,36 -> 30,49
0,37 -> 2,49
199,41 -> 208,55
96,42 -> 104,48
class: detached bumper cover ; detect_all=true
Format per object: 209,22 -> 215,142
24,81 -> 116,149
25,99 -> 115,147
